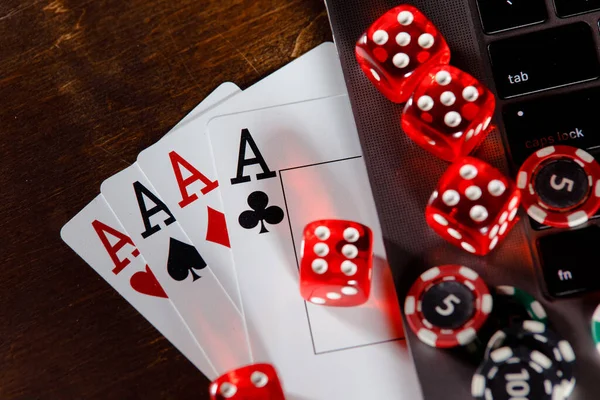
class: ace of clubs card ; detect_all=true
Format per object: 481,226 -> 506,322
136,42 -> 348,312
207,95 -> 423,399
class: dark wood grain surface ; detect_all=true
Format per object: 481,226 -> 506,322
0,1 -> 330,398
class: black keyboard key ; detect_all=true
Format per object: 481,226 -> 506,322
537,226 -> 600,297
488,23 -> 600,99
476,0 -> 547,34
503,87 -> 600,167
554,0 -> 600,17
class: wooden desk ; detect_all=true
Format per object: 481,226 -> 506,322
0,1 -> 330,398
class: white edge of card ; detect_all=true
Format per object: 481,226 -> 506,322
167,82 -> 242,134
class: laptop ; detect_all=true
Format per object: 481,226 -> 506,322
324,0 -> 600,398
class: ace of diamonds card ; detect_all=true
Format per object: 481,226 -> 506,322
207,95 -> 422,399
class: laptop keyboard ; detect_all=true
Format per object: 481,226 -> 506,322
478,2 -> 600,297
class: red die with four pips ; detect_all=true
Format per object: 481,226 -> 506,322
425,157 -> 521,256
299,219 -> 373,307
355,4 -> 451,103
209,363 -> 285,400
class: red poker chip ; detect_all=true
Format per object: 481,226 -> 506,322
403,265 -> 493,348
517,145 -> 600,228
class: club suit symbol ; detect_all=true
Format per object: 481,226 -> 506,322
238,191 -> 284,234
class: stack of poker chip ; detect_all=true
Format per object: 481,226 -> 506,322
403,267 -> 543,352
403,268 -> 577,399
472,302 -> 576,399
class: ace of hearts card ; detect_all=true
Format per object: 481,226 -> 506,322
60,195 -> 218,378
207,94 -> 423,399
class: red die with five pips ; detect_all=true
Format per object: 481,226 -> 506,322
425,157 -> 521,256
355,4 -> 451,103
402,65 -> 496,162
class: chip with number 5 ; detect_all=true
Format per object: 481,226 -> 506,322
517,145 -> 600,228
403,264 -> 493,348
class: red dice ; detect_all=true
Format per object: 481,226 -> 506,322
299,220 -> 373,307
209,363 -> 285,400
355,4 -> 451,103
425,157 -> 521,255
402,65 -> 496,162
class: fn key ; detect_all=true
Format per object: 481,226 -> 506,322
537,226 -> 600,297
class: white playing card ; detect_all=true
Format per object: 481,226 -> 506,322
136,42 -> 348,311
167,82 -> 240,134
100,165 -> 250,374
60,195 -> 217,379
207,95 -> 423,399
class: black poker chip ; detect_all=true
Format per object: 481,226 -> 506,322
493,286 -> 548,326
465,286 -> 549,361
485,320 -> 576,398
472,345 -> 563,400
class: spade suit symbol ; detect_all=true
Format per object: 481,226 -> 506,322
166,238 -> 207,282
238,191 -> 284,234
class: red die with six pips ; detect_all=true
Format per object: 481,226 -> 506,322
299,219 -> 374,307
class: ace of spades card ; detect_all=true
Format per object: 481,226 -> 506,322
207,95 -> 422,399
101,164 -> 251,374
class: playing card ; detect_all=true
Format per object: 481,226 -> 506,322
100,165 -> 250,374
207,95 -> 423,399
60,195 -> 217,379
136,42 -> 348,311
167,82 -> 240,134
